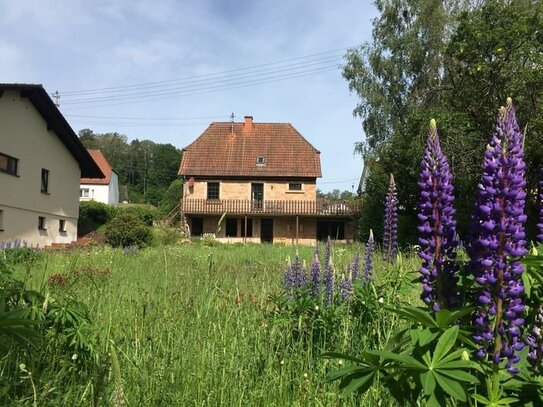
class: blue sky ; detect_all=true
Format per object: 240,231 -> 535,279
1,0 -> 377,192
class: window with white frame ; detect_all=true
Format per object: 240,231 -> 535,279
80,188 -> 90,198
59,219 -> 66,232
38,216 -> 47,230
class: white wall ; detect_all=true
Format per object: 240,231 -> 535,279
0,91 -> 81,247
80,172 -> 119,205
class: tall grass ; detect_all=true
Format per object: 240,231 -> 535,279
3,242 -> 421,406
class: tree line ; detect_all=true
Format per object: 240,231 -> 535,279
346,0 -> 542,244
79,129 -> 183,212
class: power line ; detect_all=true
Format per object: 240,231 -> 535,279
59,46 -> 354,97
60,64 -> 340,110
60,60 -> 340,105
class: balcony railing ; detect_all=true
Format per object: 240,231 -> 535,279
181,198 -> 361,217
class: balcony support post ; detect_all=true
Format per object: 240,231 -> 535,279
244,215 -> 247,244
295,215 -> 299,245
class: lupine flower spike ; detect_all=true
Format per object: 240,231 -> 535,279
309,254 -> 321,299
350,251 -> 360,283
469,98 -> 527,375
383,174 -> 399,263
417,119 -> 459,311
537,166 -> 543,243
339,272 -> 353,301
362,229 -> 375,283
323,258 -> 334,307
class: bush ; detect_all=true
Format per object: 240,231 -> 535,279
105,212 -> 153,248
116,205 -> 157,226
78,201 -> 116,236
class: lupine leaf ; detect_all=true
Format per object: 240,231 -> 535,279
432,326 -> 458,364
341,372 -> 376,395
420,370 -> 436,395
367,350 -> 426,369
437,369 -> 479,384
472,393 -> 491,403
326,365 -> 365,381
434,371 -> 467,401
435,307 -> 475,327
386,306 -> 438,328
321,352 -> 365,363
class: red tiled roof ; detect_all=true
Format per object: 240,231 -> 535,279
80,150 -> 113,185
178,117 -> 322,178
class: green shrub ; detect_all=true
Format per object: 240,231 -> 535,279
78,201 -> 116,236
105,212 -> 152,248
116,205 -> 157,226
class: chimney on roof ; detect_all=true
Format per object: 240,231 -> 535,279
244,116 -> 253,130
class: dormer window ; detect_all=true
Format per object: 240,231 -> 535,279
256,156 -> 265,166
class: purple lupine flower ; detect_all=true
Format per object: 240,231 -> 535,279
323,258 -> 334,307
283,259 -> 295,298
417,119 -> 459,311
350,251 -> 361,283
339,273 -> 353,301
291,251 -> 305,289
526,306 -> 543,372
324,237 -> 332,267
362,230 -> 375,283
309,254 -> 321,298
469,99 -> 527,374
383,174 -> 399,263
537,166 -> 543,243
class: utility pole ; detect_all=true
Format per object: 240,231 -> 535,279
52,91 -> 60,107
230,112 -> 234,134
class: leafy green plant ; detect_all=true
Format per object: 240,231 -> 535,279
105,212 -> 153,248
78,200 -> 116,236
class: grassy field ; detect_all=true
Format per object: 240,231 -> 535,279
3,241 -> 421,406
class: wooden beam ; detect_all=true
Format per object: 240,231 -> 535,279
295,215 -> 299,246
244,215 -> 247,244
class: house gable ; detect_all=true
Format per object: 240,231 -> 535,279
0,84 -> 103,179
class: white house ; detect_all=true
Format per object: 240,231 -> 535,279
80,150 -> 119,205
0,83 -> 103,247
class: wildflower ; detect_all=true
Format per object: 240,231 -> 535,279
417,119 -> 459,311
324,236 -> 332,267
309,255 -> 321,298
378,297 -> 384,304
283,259 -> 295,297
537,166 -> 543,242
339,273 -> 353,301
350,251 -> 360,283
468,99 -> 527,374
383,174 -> 399,263
314,305 -> 320,311
362,230 -> 374,283
72,353 -> 78,361
323,258 -> 334,307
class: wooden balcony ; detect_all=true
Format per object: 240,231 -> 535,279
181,198 -> 361,217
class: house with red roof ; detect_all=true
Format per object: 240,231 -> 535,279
178,116 -> 360,244
80,150 -> 119,205
0,84 -> 103,247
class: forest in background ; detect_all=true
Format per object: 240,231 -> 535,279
78,129 -> 183,212
346,0 -> 542,244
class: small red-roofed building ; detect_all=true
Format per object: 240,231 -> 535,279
80,150 -> 119,205
178,116 -> 360,244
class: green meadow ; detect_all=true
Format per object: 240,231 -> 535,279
2,242 -> 420,406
